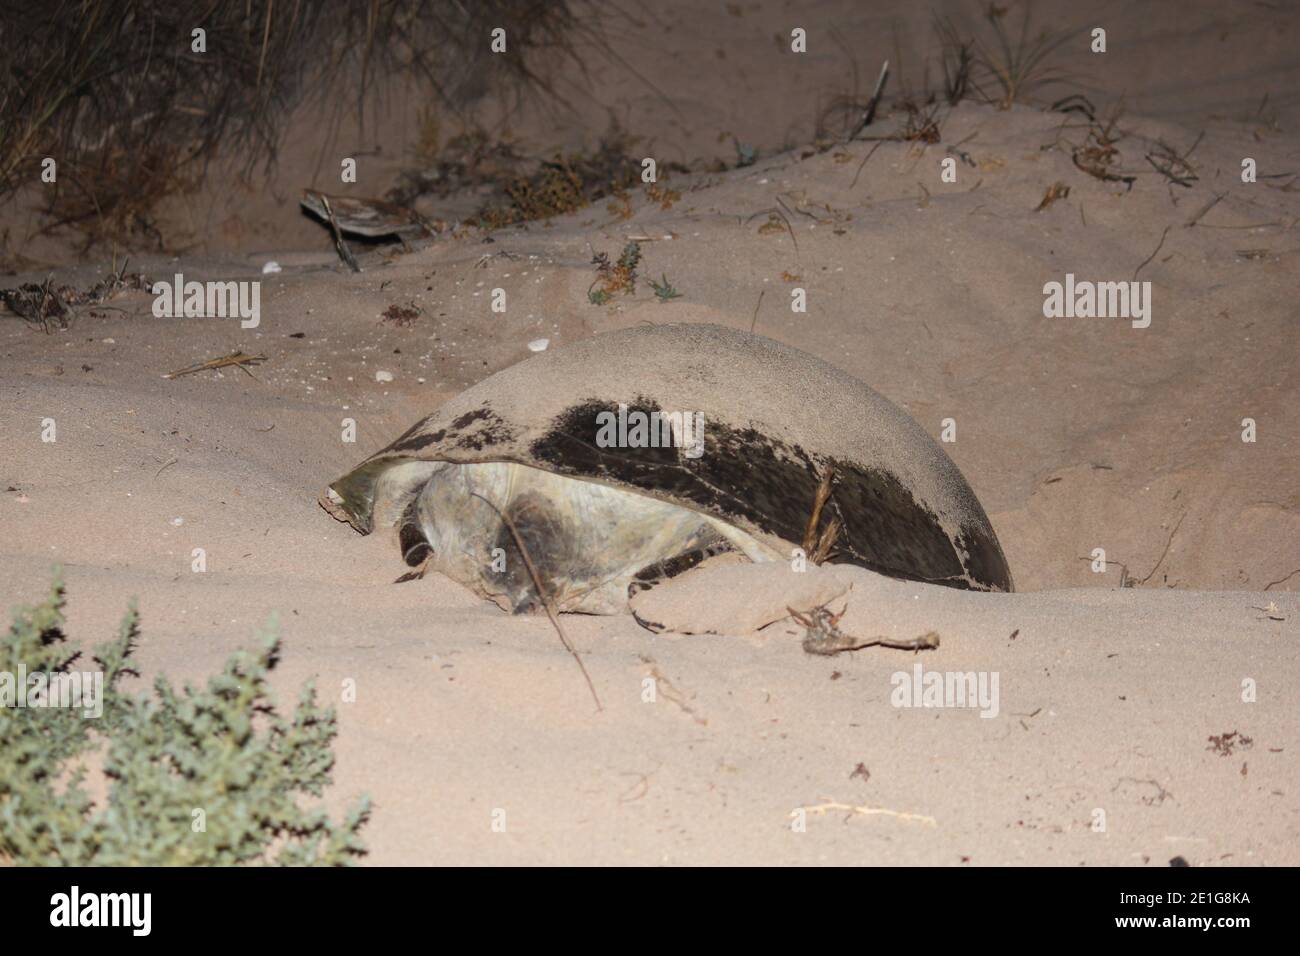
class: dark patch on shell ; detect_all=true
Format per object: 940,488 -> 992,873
529,398 -> 706,500
531,400 -> 1011,591
386,413 -> 442,452
389,427 -> 447,453
388,404 -> 515,454
953,527 -> 1012,591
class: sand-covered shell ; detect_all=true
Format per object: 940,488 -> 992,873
320,323 -> 1012,611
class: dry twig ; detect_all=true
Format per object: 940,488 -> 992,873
792,604 -> 940,655
164,351 -> 266,379
471,492 -> 602,712
793,799 -> 937,827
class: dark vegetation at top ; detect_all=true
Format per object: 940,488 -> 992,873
0,0 -> 583,250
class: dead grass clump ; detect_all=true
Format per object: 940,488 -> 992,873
0,263 -> 153,333
0,278 -> 76,333
503,158 -> 590,223
645,183 -> 681,209
1070,110 -> 1137,188
472,134 -> 643,229
387,127 -> 526,207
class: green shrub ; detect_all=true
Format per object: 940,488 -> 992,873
0,571 -> 369,865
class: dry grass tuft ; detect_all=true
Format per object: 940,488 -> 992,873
470,131 -> 644,229
802,466 -> 841,565
971,2 -> 1080,110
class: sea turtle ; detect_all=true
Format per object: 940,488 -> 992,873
319,323 -> 1012,614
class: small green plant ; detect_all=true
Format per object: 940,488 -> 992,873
0,571 -> 369,865
649,274 -> 682,302
587,241 -> 642,305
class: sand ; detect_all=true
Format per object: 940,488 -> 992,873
1,0 -> 1297,865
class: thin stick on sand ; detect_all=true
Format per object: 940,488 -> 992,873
319,194 -> 361,273
1133,225 -> 1171,280
470,492 -> 603,712
793,799 -> 937,827
749,289 -> 765,334
850,140 -> 886,189
1136,512 -> 1186,586
164,351 -> 266,379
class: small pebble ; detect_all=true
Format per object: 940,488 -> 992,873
262,261 -> 282,274
527,338 -> 550,352
375,370 -> 394,383
170,517 -> 184,526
